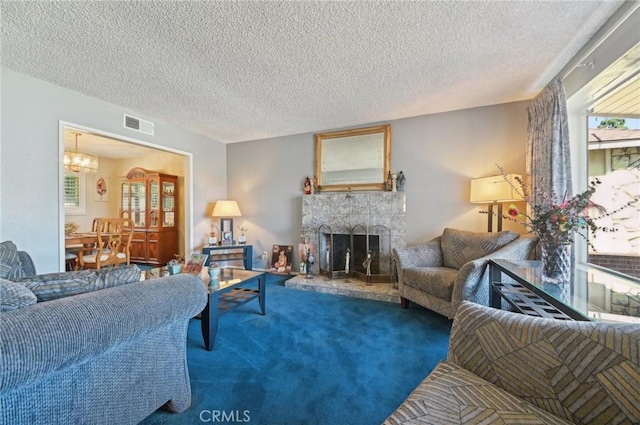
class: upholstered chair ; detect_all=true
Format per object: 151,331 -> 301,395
393,228 -> 537,319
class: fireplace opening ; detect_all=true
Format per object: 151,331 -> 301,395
317,223 -> 391,282
329,234 -> 379,275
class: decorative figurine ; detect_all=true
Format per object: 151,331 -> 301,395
310,176 -> 317,194
304,177 -> 312,194
397,171 -> 406,191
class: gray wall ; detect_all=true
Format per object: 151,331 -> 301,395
228,100 -> 531,269
1,67 -> 531,273
1,68 -> 227,273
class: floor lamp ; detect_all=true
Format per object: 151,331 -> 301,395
470,174 -> 522,232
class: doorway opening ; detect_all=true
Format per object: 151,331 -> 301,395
59,121 -> 193,270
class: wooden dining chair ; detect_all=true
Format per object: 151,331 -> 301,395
78,218 -> 134,270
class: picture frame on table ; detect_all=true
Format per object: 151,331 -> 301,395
184,253 -> 208,274
270,245 -> 293,274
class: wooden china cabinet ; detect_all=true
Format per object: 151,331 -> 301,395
120,167 -> 178,265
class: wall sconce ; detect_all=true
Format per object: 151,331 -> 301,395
212,200 -> 242,245
470,174 -> 522,232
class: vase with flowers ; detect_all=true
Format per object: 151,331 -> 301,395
495,166 -> 628,283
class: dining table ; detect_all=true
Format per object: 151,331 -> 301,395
65,232 -> 98,248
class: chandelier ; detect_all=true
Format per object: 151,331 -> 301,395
64,133 -> 98,173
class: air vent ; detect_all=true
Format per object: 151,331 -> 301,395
123,114 -> 154,136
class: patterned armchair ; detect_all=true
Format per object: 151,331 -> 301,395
384,301 -> 640,424
392,228 -> 537,319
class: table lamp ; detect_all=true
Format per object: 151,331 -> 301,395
212,200 -> 242,245
470,174 -> 522,232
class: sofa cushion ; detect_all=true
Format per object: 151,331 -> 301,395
16,265 -> 141,302
0,278 -> 37,311
0,241 -> 26,280
383,361 -> 572,425
403,267 -> 458,302
441,228 -> 518,270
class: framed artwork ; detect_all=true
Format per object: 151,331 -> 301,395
270,245 -> 293,274
184,253 -> 208,274
93,176 -> 110,202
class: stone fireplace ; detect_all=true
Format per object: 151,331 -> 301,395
301,192 -> 406,281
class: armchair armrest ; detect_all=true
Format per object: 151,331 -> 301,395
451,235 -> 538,305
393,237 -> 443,284
447,301 -> 640,424
393,237 -> 443,269
17,251 -> 36,277
15,265 -> 142,302
0,274 -> 207,393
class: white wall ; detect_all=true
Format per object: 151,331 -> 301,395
1,68 -> 227,273
227,101 -> 530,269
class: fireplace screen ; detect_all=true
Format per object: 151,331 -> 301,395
318,224 -> 392,282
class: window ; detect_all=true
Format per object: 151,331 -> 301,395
64,172 -> 86,215
586,115 -> 640,278
566,34 -> 639,279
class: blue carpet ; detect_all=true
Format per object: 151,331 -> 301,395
141,275 -> 451,425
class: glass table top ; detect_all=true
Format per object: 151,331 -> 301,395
492,259 -> 640,323
140,266 -> 263,292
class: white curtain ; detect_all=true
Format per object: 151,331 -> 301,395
527,79 -> 572,203
526,79 -> 572,259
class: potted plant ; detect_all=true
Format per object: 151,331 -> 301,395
237,226 -> 248,244
167,254 -> 184,275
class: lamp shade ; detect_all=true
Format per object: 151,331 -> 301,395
212,200 -> 242,217
470,174 -> 522,203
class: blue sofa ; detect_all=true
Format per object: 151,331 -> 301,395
0,241 -> 207,424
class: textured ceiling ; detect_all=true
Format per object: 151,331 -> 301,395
0,1 -> 626,144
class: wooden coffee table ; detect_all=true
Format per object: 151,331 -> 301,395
141,266 -> 266,351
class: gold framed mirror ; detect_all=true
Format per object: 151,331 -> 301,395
315,124 -> 391,192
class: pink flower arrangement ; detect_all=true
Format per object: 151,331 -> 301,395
495,166 -> 632,250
